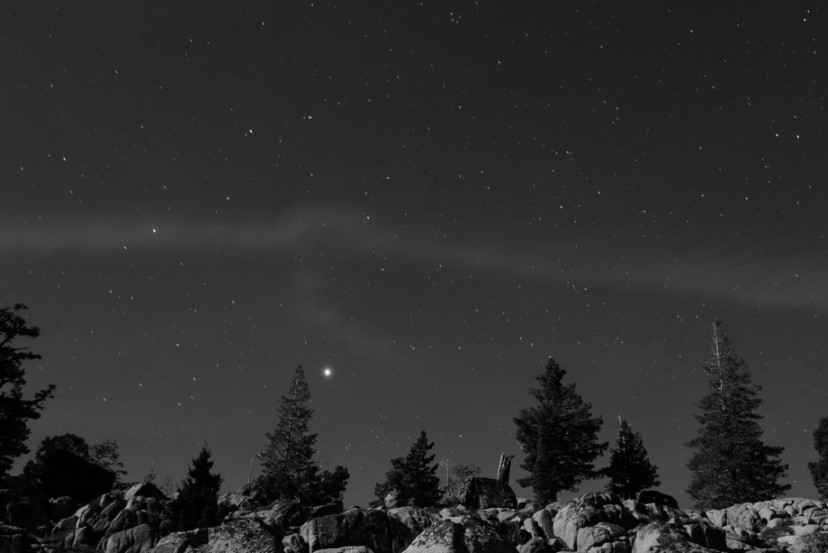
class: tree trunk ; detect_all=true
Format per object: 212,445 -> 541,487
496,453 -> 513,483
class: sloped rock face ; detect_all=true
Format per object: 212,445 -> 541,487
631,522 -> 716,553
150,529 -> 209,553
197,519 -> 278,553
388,507 -> 441,553
402,518 -> 513,553
104,523 -> 158,553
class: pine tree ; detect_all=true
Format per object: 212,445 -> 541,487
603,416 -> 660,499
258,365 -> 317,500
808,416 -> 828,500
257,365 -> 349,503
0,304 -> 55,481
374,430 -> 441,507
514,357 -> 606,504
171,445 -> 223,530
686,320 -> 789,509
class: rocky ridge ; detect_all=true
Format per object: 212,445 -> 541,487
3,478 -> 828,553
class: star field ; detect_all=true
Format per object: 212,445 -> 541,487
1,2 -> 826,506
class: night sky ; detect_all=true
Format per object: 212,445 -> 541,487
1,2 -> 826,508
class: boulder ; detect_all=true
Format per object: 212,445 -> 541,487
576,522 -> 624,553
123,483 -> 167,502
788,532 -> 828,553
105,523 -> 158,553
283,533 -> 308,553
402,518 -> 512,553
516,537 -> 553,553
50,515 -> 77,536
523,518 -> 545,540
385,491 -> 404,509
149,528 -> 209,553
724,504 -> 760,532
458,478 -> 517,510
792,524 -> 821,536
244,499 -> 306,532
48,496 -> 77,520
551,503 -> 604,551
705,509 -> 726,528
73,526 -> 96,548
300,507 -> 392,553
309,502 -> 344,518
387,507 -> 440,553
631,522 -> 714,553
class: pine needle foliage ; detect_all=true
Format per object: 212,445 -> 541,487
258,365 -> 318,500
171,445 -> 223,531
686,320 -> 789,509
514,357 -> 607,504
0,304 -> 55,481
603,417 -> 660,499
808,416 -> 828,500
374,430 -> 441,507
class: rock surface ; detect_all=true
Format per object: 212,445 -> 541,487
21,482 -> 828,553
458,478 -> 517,510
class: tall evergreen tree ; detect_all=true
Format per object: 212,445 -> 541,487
686,320 -> 789,509
374,430 -> 441,507
0,304 -> 55,481
808,416 -> 828,500
258,365 -> 349,503
603,416 -> 660,499
170,445 -> 223,530
258,365 -> 317,499
514,357 -> 606,504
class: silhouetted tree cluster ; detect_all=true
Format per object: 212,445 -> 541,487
686,320 -> 789,508
513,321 -> 790,508
258,365 -> 350,504
0,304 -> 55,482
169,445 -> 223,531
513,358 -> 607,504
24,433 -> 126,488
374,430 -> 441,507
1,302 -> 802,513
808,416 -> 828,500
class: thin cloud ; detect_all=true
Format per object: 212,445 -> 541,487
2,205 -> 824,314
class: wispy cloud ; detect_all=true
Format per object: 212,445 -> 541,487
2,204 -> 825,314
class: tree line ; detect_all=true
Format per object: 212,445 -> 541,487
3,303 -> 828,518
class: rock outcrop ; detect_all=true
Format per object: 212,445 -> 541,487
458,478 -> 517,510
23,483 -> 828,553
